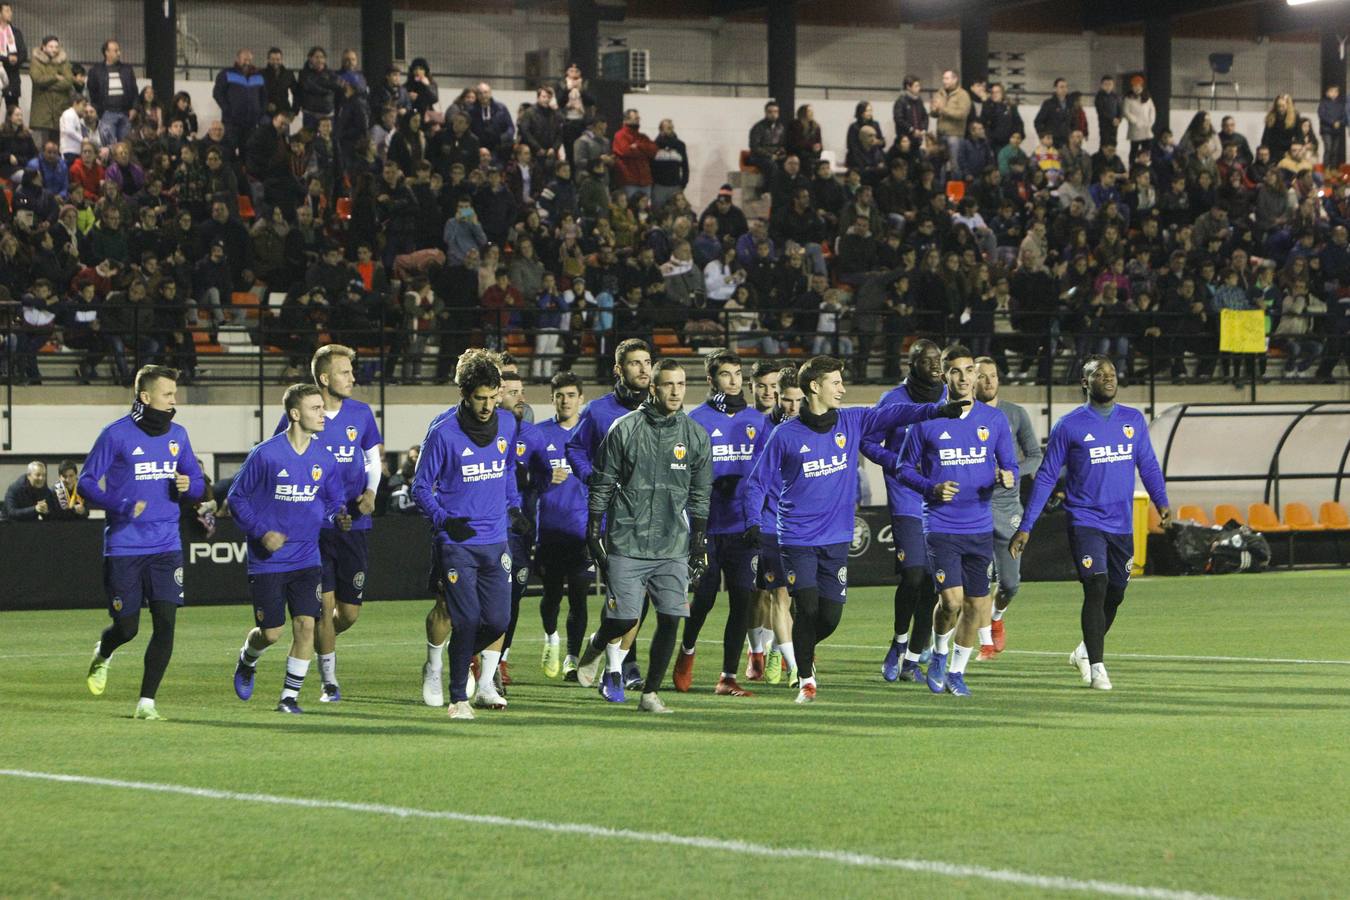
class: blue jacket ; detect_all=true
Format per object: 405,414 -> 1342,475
26,155 -> 69,197
213,66 -> 266,128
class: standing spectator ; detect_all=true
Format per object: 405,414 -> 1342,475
59,96 -> 91,163
87,39 -> 137,144
28,34 -> 72,148
261,47 -> 296,116
213,48 -> 266,160
846,100 -> 884,167
0,2 -> 26,115
470,81 -> 514,161
958,121 -> 994,183
892,75 -> 928,150
747,100 -> 786,182
1318,83 -> 1345,167
1122,76 -> 1155,158
1094,74 -> 1122,151
572,115 -> 610,180
611,108 -> 656,200
651,118 -> 689,212
4,461 -> 60,521
1034,78 -> 1073,149
979,82 -> 1023,153
404,58 -> 438,118
929,69 -> 971,176
371,63 -> 409,113
517,86 -> 562,162
1261,94 -> 1300,162
786,103 -> 823,167
334,78 -> 369,172
297,46 -> 339,132
337,48 -> 368,99
442,194 -> 486,265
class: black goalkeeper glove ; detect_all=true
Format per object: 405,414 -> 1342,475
742,523 -> 761,549
508,507 -> 534,542
688,519 -> 709,584
442,516 -> 477,542
935,399 -> 972,419
585,513 -> 608,577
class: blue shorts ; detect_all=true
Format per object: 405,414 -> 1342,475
438,541 -> 511,634
536,538 -> 594,582
104,551 -> 184,618
320,528 -> 369,605
250,567 -> 323,629
891,515 -> 930,573
1068,526 -> 1134,587
756,533 -> 787,590
508,533 -> 534,596
694,532 -> 758,596
926,531 -> 994,596
780,542 -> 849,604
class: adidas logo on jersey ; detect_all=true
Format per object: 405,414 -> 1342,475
461,447 -> 474,456
132,446 -> 145,456
1084,433 -> 1096,442
939,431 -> 951,440
799,444 -> 811,453
546,443 -> 557,451
278,469 -> 289,477
712,428 -> 723,437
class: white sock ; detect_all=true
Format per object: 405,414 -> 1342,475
935,628 -> 955,655
137,696 -> 155,709
749,629 -> 764,653
756,626 -> 774,650
800,675 -> 816,688
604,641 -> 627,673
680,644 -> 696,656
779,641 -> 797,672
479,650 -> 501,688
280,656 -> 310,700
977,626 -> 993,647
1074,640 -> 1087,658
240,640 -> 265,667
426,640 -> 445,671
318,652 -> 336,685
502,647 -> 511,661
903,649 -> 921,663
894,631 -> 909,645
545,632 -> 559,644
951,644 -> 972,674
1091,662 -> 1108,677
992,607 -> 1005,622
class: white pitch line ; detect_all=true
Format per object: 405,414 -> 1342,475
828,644 -> 1350,667
0,768 -> 1237,900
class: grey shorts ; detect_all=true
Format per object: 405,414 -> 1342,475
605,555 -> 690,619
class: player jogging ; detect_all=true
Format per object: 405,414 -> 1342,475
413,353 -> 525,719
675,350 -> 766,697
1010,356 -> 1171,691
272,344 -> 383,703
973,356 -> 1041,659
741,355 -> 966,704
897,345 -> 1017,697
566,338 -> 654,691
744,359 -> 781,680
861,339 -> 946,685
231,384 -> 351,714
494,368 -> 541,688
82,365 -> 204,720
577,359 -> 711,713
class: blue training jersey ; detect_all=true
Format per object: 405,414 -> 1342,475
741,402 -> 940,547
512,418 -> 543,525
745,414 -> 789,534
565,392 -> 641,483
897,401 -> 1018,535
689,401 -> 768,534
861,382 -> 947,520
78,416 -> 205,557
227,431 -> 347,574
412,408 -> 521,546
273,398 -> 383,531
529,417 -> 589,542
1022,403 -> 1169,535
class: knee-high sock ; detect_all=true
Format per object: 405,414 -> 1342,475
792,587 -> 821,679
622,594 -> 650,668
1081,575 -> 1109,664
139,602 -> 176,700
892,577 -> 915,639
1103,582 -> 1127,634
565,575 -> 590,658
589,616 -> 638,651
539,573 -> 564,637
98,612 -> 140,659
643,613 -> 680,693
682,581 -> 718,651
905,574 -> 936,657
720,586 -> 753,675
815,598 -> 844,645
503,584 -> 523,652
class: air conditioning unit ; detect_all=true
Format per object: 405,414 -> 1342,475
600,47 -> 650,91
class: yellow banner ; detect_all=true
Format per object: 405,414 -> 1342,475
1219,309 -> 1267,354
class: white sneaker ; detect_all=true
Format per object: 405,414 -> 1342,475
1068,644 -> 1092,685
448,700 -> 475,720
473,684 -> 508,710
638,692 -> 673,714
575,638 -> 603,688
422,663 -> 444,708
1090,663 -> 1113,691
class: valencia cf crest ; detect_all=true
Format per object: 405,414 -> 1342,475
1081,555 -> 1094,569
501,552 -> 512,572
897,549 -> 906,563
766,571 -> 775,584
497,436 -> 508,454
977,426 -> 990,442
255,607 -> 264,622
673,442 -> 687,460
447,568 -> 459,585
786,570 -> 796,586
516,440 -> 527,457
746,425 -> 757,440
346,425 -> 358,442
311,464 -> 323,481
112,596 -> 123,612
834,432 -> 847,449
168,440 -> 180,457
935,569 -> 946,584
1122,425 -> 1135,439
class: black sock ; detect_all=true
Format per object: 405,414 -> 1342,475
815,598 -> 844,644
1081,575 -> 1109,664
590,616 -> 637,651
139,602 -> 176,700
622,595 -> 649,668
1103,582 -> 1127,634
894,568 -> 927,642
565,576 -> 590,658
503,582 -> 524,652
643,613 -> 680,693
792,587 -> 821,678
539,574 -> 563,636
682,581 -> 718,651
908,576 -> 936,653
99,612 -> 140,659
720,587 -> 753,675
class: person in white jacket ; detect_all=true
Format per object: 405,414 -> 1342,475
58,96 -> 91,163
1122,76 -> 1156,159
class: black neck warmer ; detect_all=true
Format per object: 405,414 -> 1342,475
902,373 -> 944,404
706,392 -> 747,415
613,379 -> 646,410
131,399 -> 175,437
798,405 -> 839,434
457,404 -> 498,447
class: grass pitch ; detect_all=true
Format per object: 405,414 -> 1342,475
2,571 -> 1348,898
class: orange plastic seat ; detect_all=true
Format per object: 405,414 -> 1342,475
738,150 -> 758,173
1177,504 -> 1210,527
1318,501 -> 1350,530
945,180 -> 966,203
1247,503 -> 1290,533
1213,503 -> 1245,526
1283,503 -> 1324,531
336,197 -> 352,220
237,195 -> 255,220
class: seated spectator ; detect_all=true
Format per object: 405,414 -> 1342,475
4,461 -> 67,521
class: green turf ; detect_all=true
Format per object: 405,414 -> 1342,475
2,572 -> 1348,898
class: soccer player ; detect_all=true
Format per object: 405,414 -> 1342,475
973,356 -> 1042,658
496,352 -> 536,424
861,339 -> 946,685
81,365 -> 204,721
741,356 -> 966,704
413,353 -> 525,719
897,345 -> 1018,697
272,344 -> 383,702
1010,356 -> 1171,691
230,384 -> 351,714
528,371 -> 593,679
577,359 -> 711,713
744,359 -> 781,678
566,338 -> 654,690
495,368 -> 541,688
675,350 -> 766,697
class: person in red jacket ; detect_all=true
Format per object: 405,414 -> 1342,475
67,140 -> 104,198
480,265 -> 523,349
611,108 -> 656,200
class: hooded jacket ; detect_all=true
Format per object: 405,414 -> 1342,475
29,45 -> 74,132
